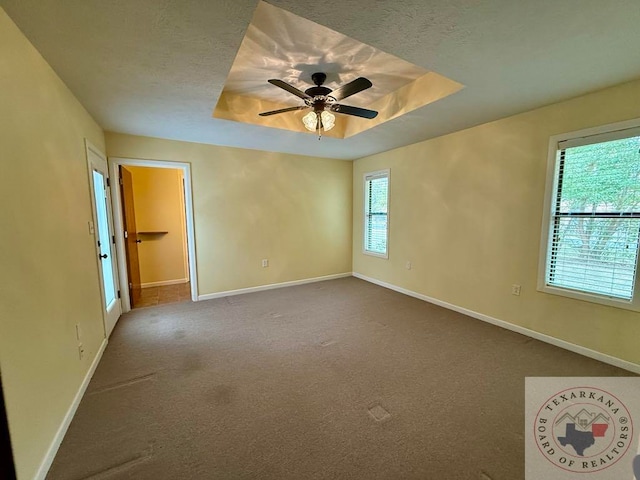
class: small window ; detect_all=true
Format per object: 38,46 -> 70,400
539,121 -> 640,310
364,169 -> 389,258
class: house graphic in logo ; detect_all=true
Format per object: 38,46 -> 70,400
556,409 -> 610,456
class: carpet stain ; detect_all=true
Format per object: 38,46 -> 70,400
80,444 -> 154,479
205,384 -> 236,405
320,339 -> 336,347
174,329 -> 187,339
367,403 -> 391,422
89,373 -> 156,395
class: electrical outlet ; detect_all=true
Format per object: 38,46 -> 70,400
511,284 -> 521,296
88,221 -> 95,235
262,259 -> 269,268
78,343 -> 85,360
406,261 -> 412,270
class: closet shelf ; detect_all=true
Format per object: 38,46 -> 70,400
137,231 -> 169,235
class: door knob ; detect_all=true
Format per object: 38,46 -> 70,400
99,253 -> 108,259
135,239 -> 142,244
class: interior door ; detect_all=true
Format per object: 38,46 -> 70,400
119,166 -> 142,308
87,144 -> 121,337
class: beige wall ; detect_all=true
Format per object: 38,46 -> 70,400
106,134 -> 353,295
0,8 -> 107,479
123,166 -> 188,286
353,79 -> 640,366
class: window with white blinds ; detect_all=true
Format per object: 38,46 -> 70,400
364,170 -> 389,257
542,124 -> 640,308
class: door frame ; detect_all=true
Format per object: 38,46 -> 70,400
0,370 -> 16,480
108,157 -> 199,312
86,140 -> 122,336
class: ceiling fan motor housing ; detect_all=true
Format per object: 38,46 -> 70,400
305,72 -> 332,98
305,86 -> 332,97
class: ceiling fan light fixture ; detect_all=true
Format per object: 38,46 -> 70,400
321,111 -> 335,131
302,110 -> 335,132
302,111 -> 317,131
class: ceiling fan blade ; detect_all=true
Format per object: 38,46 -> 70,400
331,104 -> 378,119
268,79 -> 312,100
328,77 -> 372,101
259,106 -> 307,117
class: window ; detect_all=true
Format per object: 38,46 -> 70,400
539,120 -> 640,311
364,169 -> 389,257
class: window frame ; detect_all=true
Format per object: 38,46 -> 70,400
363,169 -> 390,259
537,118 -> 640,312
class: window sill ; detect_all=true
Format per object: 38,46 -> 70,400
538,284 -> 639,313
363,250 -> 388,259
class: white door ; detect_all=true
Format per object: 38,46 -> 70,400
87,142 -> 121,337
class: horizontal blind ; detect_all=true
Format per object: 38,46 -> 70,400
547,134 -> 640,300
365,174 -> 389,255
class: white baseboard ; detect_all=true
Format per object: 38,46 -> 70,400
353,272 -> 640,374
34,338 -> 108,480
141,278 -> 188,288
197,272 -> 352,301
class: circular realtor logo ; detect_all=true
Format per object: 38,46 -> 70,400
534,386 -> 633,473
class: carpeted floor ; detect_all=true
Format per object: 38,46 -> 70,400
46,277 -> 631,480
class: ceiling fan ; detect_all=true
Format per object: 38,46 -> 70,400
259,72 -> 378,138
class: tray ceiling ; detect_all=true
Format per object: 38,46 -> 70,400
214,2 -> 463,139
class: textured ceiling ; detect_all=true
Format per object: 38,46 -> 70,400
2,0 -> 640,159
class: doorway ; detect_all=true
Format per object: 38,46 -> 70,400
109,158 -> 198,312
86,141 -> 122,336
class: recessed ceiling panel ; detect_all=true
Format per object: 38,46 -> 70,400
213,1 -> 464,138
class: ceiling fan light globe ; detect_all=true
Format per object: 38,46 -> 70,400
302,111 -> 317,131
321,111 -> 335,131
